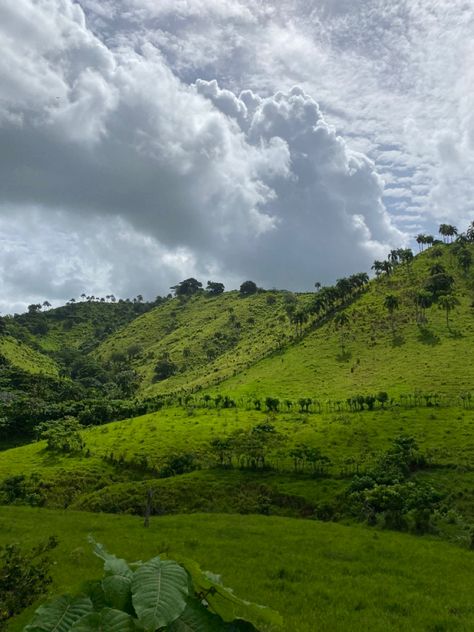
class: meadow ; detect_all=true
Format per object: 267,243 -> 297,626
2,507 -> 474,632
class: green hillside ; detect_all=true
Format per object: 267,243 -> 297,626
214,245 -> 474,400
95,290 -> 313,396
0,336 -> 59,376
3,237 -> 474,631
2,507 -> 474,632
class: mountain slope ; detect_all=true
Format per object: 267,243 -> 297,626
95,290 -> 313,395
213,244 -> 474,400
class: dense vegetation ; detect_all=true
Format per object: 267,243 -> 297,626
2,221 -> 474,629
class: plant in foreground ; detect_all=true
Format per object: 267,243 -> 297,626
25,539 -> 282,631
0,536 -> 58,630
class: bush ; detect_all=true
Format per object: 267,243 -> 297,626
0,536 -> 58,628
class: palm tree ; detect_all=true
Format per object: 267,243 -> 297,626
429,263 -> 445,276
439,224 -> 458,244
334,312 -> 350,354
416,234 -> 426,252
384,294 -> 399,334
371,260 -> 384,276
414,290 -> 433,324
314,282 -> 321,292
381,260 -> 393,276
457,249 -> 472,273
438,294 -> 460,328
466,221 -> 474,243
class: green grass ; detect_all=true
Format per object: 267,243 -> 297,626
2,507 -> 474,632
2,406 -> 474,514
0,336 -> 59,376
215,248 -> 474,401
95,291 -> 313,396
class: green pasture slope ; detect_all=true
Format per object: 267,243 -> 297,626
0,336 -> 58,376
215,246 -> 474,401
95,290 -> 313,395
2,405 -> 474,522
87,242 -> 474,401
2,507 -> 474,632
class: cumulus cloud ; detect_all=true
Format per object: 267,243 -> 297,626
0,0 -> 412,311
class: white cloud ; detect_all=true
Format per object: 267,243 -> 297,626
6,0 -> 470,310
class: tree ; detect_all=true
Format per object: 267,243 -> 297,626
425,272 -> 454,296
466,221 -> 474,242
457,248 -> 472,273
414,290 -> 433,323
206,281 -> 225,296
438,294 -> 460,328
439,223 -> 458,244
239,280 -> 258,296
416,234 -> 426,252
291,309 -> 308,336
334,312 -> 350,354
384,294 -> 399,335
170,278 -> 203,297
39,417 -> 84,453
153,355 -> 178,381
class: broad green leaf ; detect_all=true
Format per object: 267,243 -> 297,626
167,598 -> 228,631
70,608 -> 137,632
131,557 -> 188,630
25,595 -> 93,632
102,575 -> 133,613
167,556 -> 281,628
89,538 -> 133,579
81,581 -> 107,611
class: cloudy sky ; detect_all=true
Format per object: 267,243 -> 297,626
1,0 -> 473,312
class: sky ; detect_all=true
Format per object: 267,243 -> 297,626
0,0 -> 473,313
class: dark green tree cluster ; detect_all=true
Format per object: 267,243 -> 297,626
346,437 -> 441,533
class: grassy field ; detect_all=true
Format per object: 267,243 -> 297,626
3,405 -> 474,479
2,405 -> 474,520
0,336 -> 59,376
2,507 -> 474,632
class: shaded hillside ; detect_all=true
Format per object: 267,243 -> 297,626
5,298 -> 161,354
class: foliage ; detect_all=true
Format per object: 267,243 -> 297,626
239,281 -> 258,296
0,536 -> 58,629
25,541 -> 279,631
38,417 -> 85,453
170,278 -> 203,297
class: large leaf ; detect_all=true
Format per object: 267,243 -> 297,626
25,595 -> 93,632
168,557 -> 281,629
70,608 -> 138,632
131,557 -> 188,630
89,538 -> 133,579
167,598 -> 228,632
168,599 -> 260,632
102,575 -> 133,613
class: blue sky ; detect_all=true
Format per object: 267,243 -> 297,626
0,0 -> 472,311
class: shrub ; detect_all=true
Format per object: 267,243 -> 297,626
1,536 -> 58,628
